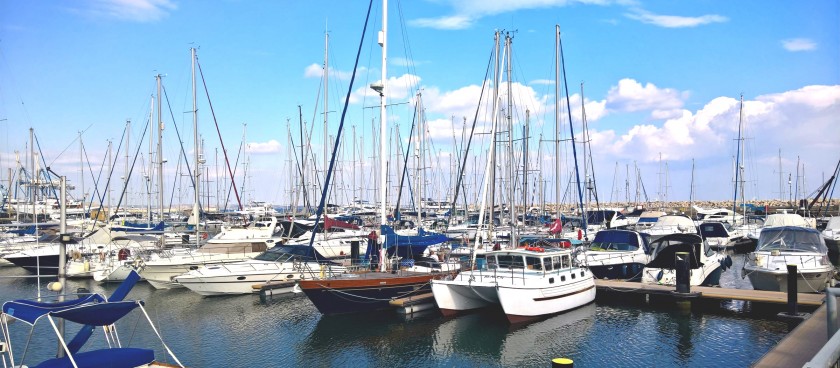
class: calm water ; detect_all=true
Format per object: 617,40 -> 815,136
0,254 -> 794,367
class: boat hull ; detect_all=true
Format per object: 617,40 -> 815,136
499,274 -> 596,324
299,272 -> 451,315
5,254 -> 60,275
431,277 -> 498,316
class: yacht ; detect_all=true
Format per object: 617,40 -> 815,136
641,233 -> 729,287
174,244 -> 346,296
432,246 -> 596,323
744,226 -> 834,293
579,229 -> 650,281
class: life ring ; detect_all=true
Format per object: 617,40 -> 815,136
524,246 -> 545,252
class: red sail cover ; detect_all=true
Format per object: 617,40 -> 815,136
548,219 -> 563,234
323,216 -> 360,231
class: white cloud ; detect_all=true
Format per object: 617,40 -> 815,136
410,0 -> 613,30
625,9 -> 727,28
529,79 -> 555,86
247,140 -> 282,154
83,0 -> 176,22
781,38 -> 817,52
605,78 -> 686,118
410,15 -> 474,30
349,73 -> 422,104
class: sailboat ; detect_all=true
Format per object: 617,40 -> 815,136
297,0 -> 455,315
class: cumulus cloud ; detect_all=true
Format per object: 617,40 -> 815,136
82,0 -> 176,22
605,78 -> 687,118
625,9 -> 728,28
781,38 -> 817,52
248,140 -> 282,154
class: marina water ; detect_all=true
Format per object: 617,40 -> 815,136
0,254 -> 792,367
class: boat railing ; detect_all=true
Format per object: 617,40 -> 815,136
804,288 -> 840,367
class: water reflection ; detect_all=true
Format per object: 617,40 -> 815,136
0,261 -> 794,368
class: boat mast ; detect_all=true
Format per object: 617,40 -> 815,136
554,25 -> 561,223
124,120 -> 130,207
732,94 -> 743,224
79,131 -> 84,208
148,95 -> 154,222
378,0 -> 388,271
324,28 -> 329,216
505,33 -> 516,247
156,74 -> 164,223
474,31 -> 502,255
192,47 -> 201,242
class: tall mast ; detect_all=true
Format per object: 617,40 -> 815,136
79,131 -> 84,207
124,120 -> 130,206
107,140 -> 112,217
192,47 -> 201,234
324,28 -> 330,215
378,0 -> 388,227
779,148 -> 783,201
156,74 -> 164,222
147,95 -> 154,221
554,25 -> 561,221
505,33 -> 516,246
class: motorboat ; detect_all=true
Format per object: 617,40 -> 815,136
174,244 -> 346,296
698,221 -> 739,250
580,229 -> 650,281
432,246 -> 595,323
641,233 -> 730,286
640,214 -> 697,242
744,226 -> 834,293
821,216 -> 840,265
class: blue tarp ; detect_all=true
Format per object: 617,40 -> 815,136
592,230 -> 649,253
50,301 -> 141,326
34,347 -> 154,368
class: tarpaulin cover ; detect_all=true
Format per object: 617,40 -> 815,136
3,294 -> 104,325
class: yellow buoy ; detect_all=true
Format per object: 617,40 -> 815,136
552,357 -> 574,367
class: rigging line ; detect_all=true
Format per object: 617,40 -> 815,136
167,146 -> 183,214
446,43 -> 495,228
306,73 -> 325,200
81,136 -> 108,229
33,134 -> 59,200
88,124 -> 128,230
223,139 -> 243,212
306,0 -> 374,261
112,116 -> 151,219
393,105 -> 417,218
162,84 -> 202,215
47,124 -> 94,167
195,57 -> 242,210
559,29 -> 588,239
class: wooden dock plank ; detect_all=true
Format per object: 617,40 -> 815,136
753,302 -> 830,368
389,292 -> 435,307
594,279 -> 825,306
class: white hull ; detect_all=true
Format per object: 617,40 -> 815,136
745,251 -> 834,293
498,273 -> 595,323
175,261 -> 346,296
432,275 -> 498,315
140,252 -> 262,289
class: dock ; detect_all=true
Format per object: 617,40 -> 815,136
594,279 -> 825,306
754,301 -> 832,367
389,292 -> 437,314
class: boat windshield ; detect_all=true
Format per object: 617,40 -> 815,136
757,228 -> 827,253
590,231 -> 641,252
252,245 -> 317,262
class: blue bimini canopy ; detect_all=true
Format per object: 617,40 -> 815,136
3,294 -> 105,326
49,301 -> 142,326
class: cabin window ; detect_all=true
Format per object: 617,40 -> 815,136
552,256 -> 563,270
496,255 -> 525,269
543,257 -> 553,271
561,255 -> 570,269
526,256 -> 542,270
486,256 -> 498,269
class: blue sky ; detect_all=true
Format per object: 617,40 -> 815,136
1,0 -> 838,209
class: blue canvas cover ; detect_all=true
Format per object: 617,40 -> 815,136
33,347 -> 154,368
381,225 -> 448,258
49,301 -> 141,326
592,230 -> 648,253
3,294 -> 104,325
